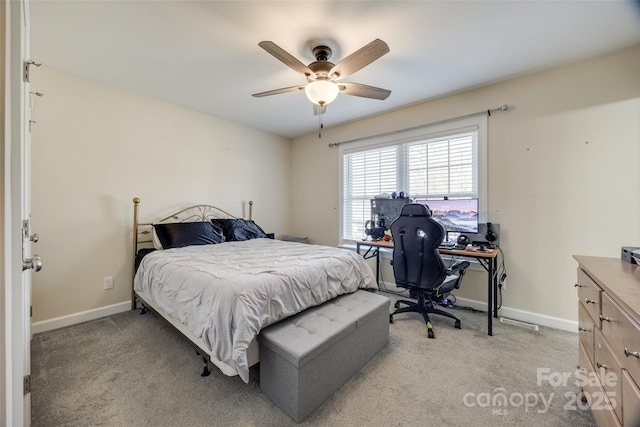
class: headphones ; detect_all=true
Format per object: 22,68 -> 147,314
485,222 -> 497,243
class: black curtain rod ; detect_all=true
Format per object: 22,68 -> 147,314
327,104 -> 509,148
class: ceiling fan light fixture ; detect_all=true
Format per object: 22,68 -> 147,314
305,80 -> 339,106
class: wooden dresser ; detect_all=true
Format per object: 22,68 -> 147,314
574,256 -> 640,427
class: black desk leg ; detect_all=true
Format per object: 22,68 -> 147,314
374,248 -> 380,284
492,258 -> 499,318
487,258 -> 494,336
357,243 -> 381,285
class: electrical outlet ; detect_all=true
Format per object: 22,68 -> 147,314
103,277 -> 114,290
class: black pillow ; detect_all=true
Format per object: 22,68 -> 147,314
135,248 -> 157,271
210,219 -> 225,238
211,218 -> 267,241
153,222 -> 225,249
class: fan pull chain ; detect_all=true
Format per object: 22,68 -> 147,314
318,111 -> 324,138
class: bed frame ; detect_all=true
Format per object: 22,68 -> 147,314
130,197 -> 257,377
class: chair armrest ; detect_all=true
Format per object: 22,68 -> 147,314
447,260 -> 470,275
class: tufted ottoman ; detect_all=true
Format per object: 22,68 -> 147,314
257,290 -> 389,422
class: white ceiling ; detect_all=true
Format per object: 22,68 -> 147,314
30,1 -> 640,139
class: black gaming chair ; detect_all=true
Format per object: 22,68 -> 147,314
389,203 -> 470,338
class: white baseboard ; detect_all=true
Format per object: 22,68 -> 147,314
453,296 -> 577,332
379,282 -> 578,333
31,300 -> 131,334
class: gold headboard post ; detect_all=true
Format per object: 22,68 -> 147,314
131,197 -> 140,310
249,200 -> 253,221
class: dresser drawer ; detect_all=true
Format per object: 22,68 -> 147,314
579,341 -> 621,427
574,256 -> 640,427
622,370 -> 640,426
579,301 -> 596,363
594,328 -> 622,423
601,292 -> 640,381
577,268 -> 602,328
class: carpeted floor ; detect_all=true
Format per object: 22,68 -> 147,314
31,293 -> 597,426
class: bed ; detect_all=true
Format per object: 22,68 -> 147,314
131,198 -> 377,383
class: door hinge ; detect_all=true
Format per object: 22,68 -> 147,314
30,306 -> 33,318
24,60 -> 41,83
22,219 -> 30,240
23,375 -> 31,395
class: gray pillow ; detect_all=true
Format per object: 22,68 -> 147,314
280,235 -> 308,244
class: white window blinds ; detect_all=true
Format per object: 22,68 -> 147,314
407,132 -> 477,198
341,122 -> 484,243
342,146 -> 399,242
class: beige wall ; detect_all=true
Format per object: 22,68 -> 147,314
29,66 -> 291,322
1,0 -> 7,418
290,45 -> 640,324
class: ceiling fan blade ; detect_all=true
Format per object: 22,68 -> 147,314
252,85 -> 305,98
339,82 -> 391,100
258,41 -> 315,77
329,39 -> 389,80
313,104 -> 327,116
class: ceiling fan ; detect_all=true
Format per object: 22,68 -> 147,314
252,39 -> 391,115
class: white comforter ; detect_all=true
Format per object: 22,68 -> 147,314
134,238 -> 376,382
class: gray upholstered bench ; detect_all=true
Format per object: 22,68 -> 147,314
258,290 -> 390,422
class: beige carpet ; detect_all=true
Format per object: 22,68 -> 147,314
31,293 -> 596,426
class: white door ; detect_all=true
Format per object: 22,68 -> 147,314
20,1 -> 39,424
6,0 -> 38,425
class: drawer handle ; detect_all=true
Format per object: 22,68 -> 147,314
578,327 -> 588,332
624,348 -> 640,359
596,362 -> 608,370
599,315 -> 611,322
574,283 -> 583,288
584,298 -> 595,304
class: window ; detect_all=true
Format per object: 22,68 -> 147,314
340,116 -> 487,243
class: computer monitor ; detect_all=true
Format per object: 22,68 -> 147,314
415,198 -> 479,234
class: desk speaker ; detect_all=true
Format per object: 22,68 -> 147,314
457,234 -> 469,245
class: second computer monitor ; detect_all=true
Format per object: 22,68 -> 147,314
416,198 -> 479,233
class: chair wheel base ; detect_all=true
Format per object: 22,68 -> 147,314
455,319 -> 461,329
389,314 -> 394,324
428,329 -> 435,339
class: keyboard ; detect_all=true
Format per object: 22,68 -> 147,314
439,242 -> 467,250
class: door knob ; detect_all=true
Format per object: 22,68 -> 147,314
23,255 -> 42,272
29,233 -> 39,243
